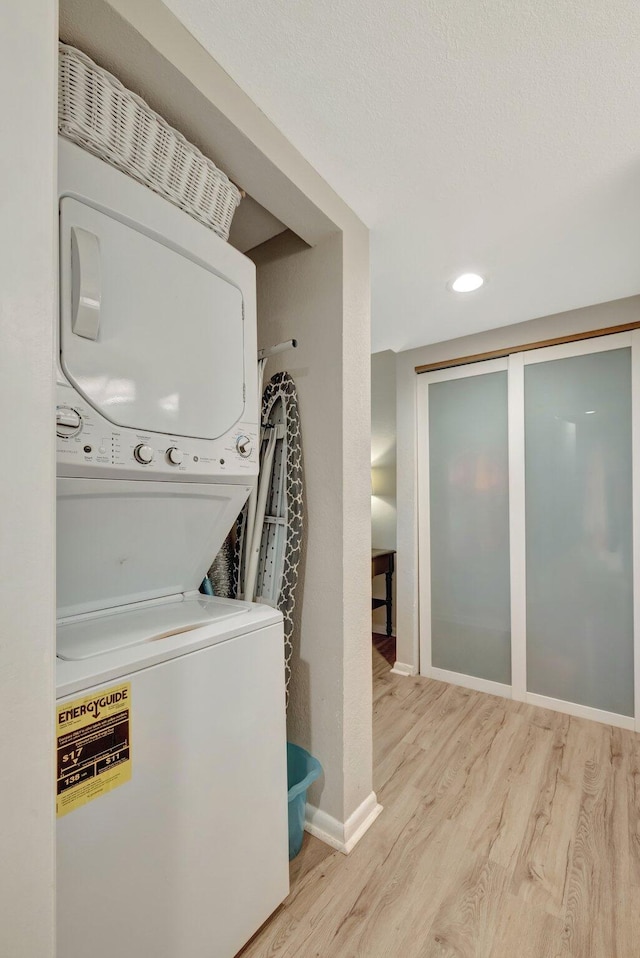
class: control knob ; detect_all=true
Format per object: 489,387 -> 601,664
166,446 -> 184,466
56,406 -> 82,439
236,435 -> 252,458
134,443 -> 155,465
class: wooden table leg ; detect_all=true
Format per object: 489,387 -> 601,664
385,568 -> 392,637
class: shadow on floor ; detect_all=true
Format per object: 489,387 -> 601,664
372,632 -> 395,666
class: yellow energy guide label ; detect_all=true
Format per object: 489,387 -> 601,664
56,682 -> 131,818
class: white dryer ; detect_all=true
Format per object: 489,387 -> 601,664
55,139 -> 289,958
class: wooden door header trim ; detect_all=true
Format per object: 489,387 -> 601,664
414,320 -> 640,374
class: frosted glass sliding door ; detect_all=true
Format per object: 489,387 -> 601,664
524,346 -> 634,716
422,365 -> 511,685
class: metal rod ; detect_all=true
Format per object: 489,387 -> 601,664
258,339 -> 298,361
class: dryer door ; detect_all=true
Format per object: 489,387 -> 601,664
59,198 -> 246,440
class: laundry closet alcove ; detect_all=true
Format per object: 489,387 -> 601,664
58,0 -> 376,861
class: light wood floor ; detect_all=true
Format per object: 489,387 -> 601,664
238,637 -> 640,957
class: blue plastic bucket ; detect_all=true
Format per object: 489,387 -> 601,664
287,742 -> 322,860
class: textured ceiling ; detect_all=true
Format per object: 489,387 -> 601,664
162,0 -> 640,351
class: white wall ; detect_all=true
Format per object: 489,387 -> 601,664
395,295 -> 640,673
252,229 -> 374,832
371,350 -> 397,633
371,350 -> 397,548
0,2 -> 57,955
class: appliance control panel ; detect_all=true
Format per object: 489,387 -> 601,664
56,383 -> 258,481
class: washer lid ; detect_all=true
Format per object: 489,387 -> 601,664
59,197 -> 245,440
57,478 -> 251,618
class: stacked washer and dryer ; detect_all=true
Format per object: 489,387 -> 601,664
55,138 -> 289,957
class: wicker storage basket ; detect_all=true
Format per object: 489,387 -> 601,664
58,43 -> 241,240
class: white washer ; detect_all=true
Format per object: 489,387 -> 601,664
57,596 -> 288,958
55,140 -> 289,958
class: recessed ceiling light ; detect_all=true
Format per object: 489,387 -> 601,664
451,272 -> 484,293
585,410 -> 596,415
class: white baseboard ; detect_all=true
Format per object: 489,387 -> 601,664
415,668 -> 634,732
525,691 -> 635,731
305,791 -> 383,855
424,666 -> 512,700
391,660 -> 418,677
